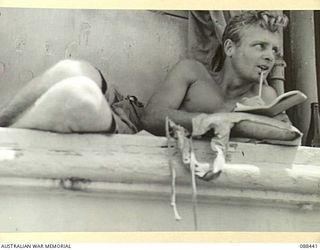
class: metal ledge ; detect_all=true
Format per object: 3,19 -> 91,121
1,127 -> 320,231
0,127 -> 320,200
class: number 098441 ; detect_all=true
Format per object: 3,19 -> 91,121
300,244 -> 318,248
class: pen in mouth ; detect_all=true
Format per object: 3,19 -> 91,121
258,70 -> 264,98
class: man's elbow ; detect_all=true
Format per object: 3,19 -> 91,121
139,107 -> 150,130
140,107 -> 165,136
140,107 -> 156,134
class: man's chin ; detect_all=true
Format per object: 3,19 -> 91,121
254,74 -> 267,83
251,76 -> 260,84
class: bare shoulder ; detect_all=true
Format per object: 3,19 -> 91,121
174,59 -> 205,71
144,59 -> 209,111
171,59 -> 212,83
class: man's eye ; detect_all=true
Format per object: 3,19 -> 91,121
254,44 -> 264,49
272,48 -> 279,55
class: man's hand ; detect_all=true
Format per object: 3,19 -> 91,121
273,112 -> 292,125
239,96 -> 266,106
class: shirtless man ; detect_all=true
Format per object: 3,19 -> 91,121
0,11 -> 287,136
141,11 -> 289,135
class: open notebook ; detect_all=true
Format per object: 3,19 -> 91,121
234,90 -> 307,117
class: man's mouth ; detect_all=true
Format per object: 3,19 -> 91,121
257,65 -> 269,72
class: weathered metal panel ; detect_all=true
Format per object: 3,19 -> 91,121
0,9 -> 188,106
288,11 -> 318,143
0,128 -> 319,231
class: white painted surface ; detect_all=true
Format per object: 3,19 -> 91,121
1,186 -> 319,232
0,128 -> 319,232
0,9 -> 188,106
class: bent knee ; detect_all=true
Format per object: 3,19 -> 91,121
20,76 -> 112,132
48,59 -> 102,88
54,77 -> 112,131
47,76 -> 105,110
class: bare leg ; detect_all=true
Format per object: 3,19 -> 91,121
0,59 -> 114,132
0,59 -> 103,127
11,76 -> 113,133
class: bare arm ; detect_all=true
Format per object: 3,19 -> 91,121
141,60 -> 205,135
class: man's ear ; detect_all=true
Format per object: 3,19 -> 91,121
224,39 -> 235,57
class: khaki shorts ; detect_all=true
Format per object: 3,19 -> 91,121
99,70 -> 144,134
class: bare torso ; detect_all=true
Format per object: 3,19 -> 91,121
142,59 -> 278,135
179,77 -> 260,114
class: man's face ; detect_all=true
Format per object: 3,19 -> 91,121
229,25 -> 281,83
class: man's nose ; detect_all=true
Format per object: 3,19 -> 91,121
262,48 -> 275,63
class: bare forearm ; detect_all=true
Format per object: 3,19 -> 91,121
141,107 -> 201,136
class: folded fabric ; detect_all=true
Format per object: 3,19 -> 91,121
165,113 -> 303,227
166,113 -> 302,183
191,112 -> 302,180
193,112 -> 302,145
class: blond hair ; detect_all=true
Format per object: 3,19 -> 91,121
222,11 -> 289,46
